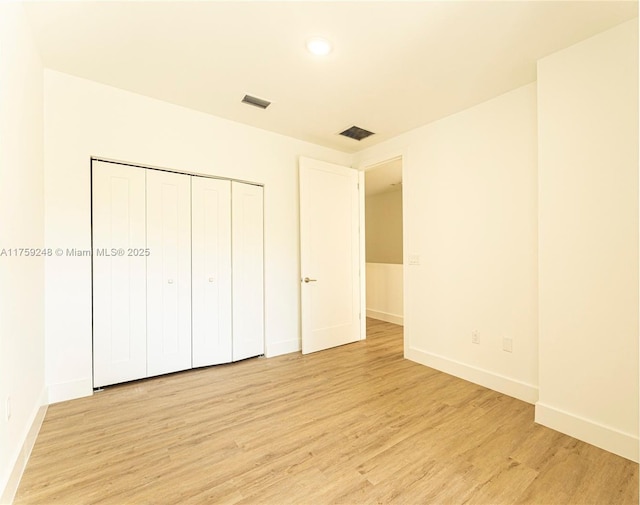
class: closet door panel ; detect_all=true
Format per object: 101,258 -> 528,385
92,161 -> 147,387
191,177 -> 232,367
232,182 -> 265,361
146,170 -> 192,376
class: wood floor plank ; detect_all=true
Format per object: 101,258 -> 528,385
14,318 -> 638,504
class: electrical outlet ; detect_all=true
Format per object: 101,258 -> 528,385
472,331 -> 480,345
503,337 -> 513,353
5,397 -> 11,421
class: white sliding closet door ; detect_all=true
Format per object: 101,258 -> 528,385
191,177 -> 232,367
92,161 -> 147,388
146,170 -> 192,376
232,182 -> 264,361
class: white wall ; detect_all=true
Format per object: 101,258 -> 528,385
0,3 -> 47,502
354,19 -> 640,462
536,19 -> 638,462
356,83 -> 539,404
43,70 -> 352,403
365,189 -> 403,264
366,263 -> 403,325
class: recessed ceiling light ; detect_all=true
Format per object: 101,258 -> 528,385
306,37 -> 332,56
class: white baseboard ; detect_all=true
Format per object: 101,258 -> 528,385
266,339 -> 300,358
405,346 -> 538,404
0,390 -> 47,505
366,309 -> 404,326
535,402 -> 639,463
47,378 -> 93,404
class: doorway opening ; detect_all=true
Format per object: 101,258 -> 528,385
363,157 -> 404,339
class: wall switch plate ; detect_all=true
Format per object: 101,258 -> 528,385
472,331 -> 480,344
408,254 -> 420,266
503,337 -> 513,353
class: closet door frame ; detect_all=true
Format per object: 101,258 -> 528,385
91,158 -> 265,388
91,160 -> 147,388
232,181 -> 265,362
191,176 -> 233,367
146,169 -> 193,378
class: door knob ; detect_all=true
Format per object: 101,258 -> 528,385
303,277 -> 317,283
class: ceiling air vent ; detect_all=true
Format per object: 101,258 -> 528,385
339,125 -> 375,141
242,94 -> 271,109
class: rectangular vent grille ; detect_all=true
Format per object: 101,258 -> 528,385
339,125 -> 375,141
242,94 -> 271,109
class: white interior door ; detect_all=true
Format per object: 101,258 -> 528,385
191,176 -> 232,367
92,160 -> 147,387
299,157 -> 361,354
146,170 -> 192,376
232,181 -> 264,361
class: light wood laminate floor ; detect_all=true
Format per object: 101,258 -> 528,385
15,319 -> 638,504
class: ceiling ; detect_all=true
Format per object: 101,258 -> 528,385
365,158 -> 403,197
24,1 -> 638,154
